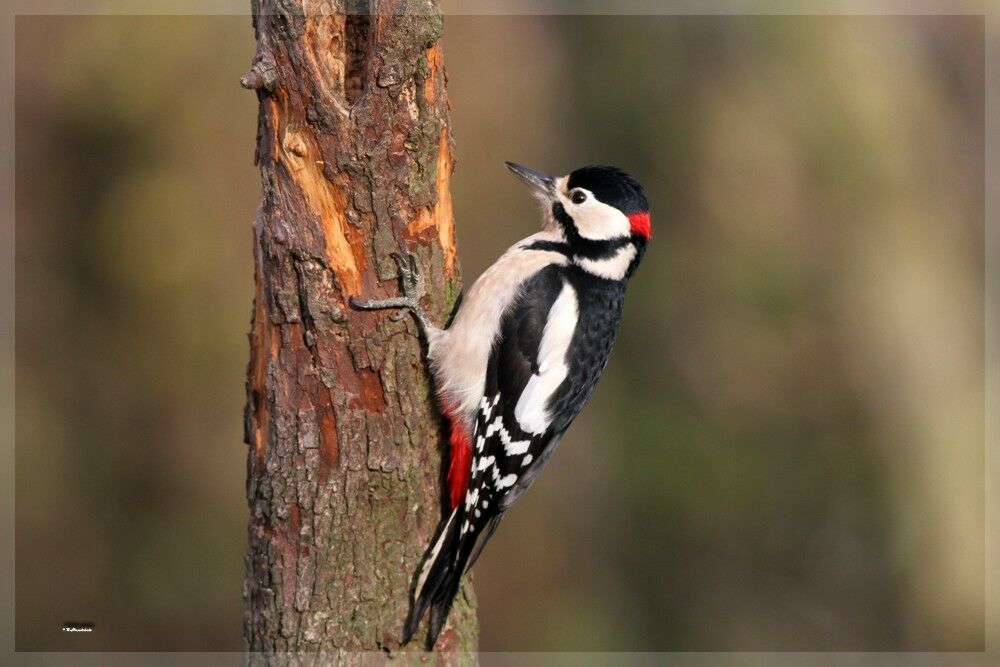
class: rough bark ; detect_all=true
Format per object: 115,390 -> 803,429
241,0 -> 475,659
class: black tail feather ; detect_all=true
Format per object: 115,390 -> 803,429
423,527 -> 477,649
426,595 -> 450,650
403,505 -> 507,648
402,509 -> 462,646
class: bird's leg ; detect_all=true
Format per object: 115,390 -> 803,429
350,252 -> 433,337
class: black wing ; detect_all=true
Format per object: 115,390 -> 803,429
461,265 -> 572,560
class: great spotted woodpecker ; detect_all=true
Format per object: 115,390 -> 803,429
351,162 -> 650,648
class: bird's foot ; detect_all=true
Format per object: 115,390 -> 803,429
350,252 -> 432,334
393,252 -> 426,303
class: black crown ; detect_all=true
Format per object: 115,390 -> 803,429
567,165 -> 648,214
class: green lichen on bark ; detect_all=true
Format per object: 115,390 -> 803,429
407,117 -> 443,201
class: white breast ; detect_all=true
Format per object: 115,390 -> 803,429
428,231 -> 568,428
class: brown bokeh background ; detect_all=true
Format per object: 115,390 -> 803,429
15,13 -> 984,651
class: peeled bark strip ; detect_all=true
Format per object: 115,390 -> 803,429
242,0 -> 475,658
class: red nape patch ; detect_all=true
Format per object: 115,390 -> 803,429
628,211 -> 652,240
443,405 -> 472,509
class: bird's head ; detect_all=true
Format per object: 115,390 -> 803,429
506,162 -> 650,279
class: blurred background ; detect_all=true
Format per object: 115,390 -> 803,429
15,13 -> 984,652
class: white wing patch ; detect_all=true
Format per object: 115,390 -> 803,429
479,394 -> 499,421
465,487 -> 479,511
500,429 -> 531,456
496,473 -> 518,489
514,282 -> 578,434
481,407 -> 532,455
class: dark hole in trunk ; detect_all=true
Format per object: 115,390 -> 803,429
344,5 -> 372,105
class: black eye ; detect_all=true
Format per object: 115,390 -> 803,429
570,189 -> 587,204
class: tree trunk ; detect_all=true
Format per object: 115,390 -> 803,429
241,0 -> 475,659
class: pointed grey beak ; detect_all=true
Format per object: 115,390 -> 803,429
505,161 -> 555,198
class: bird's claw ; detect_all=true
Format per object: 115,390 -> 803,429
390,252 -> 425,301
347,252 -> 432,336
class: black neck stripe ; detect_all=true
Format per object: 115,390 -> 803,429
523,239 -> 570,255
552,203 -> 634,259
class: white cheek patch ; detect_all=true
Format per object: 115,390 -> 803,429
514,282 -> 578,434
557,185 -> 632,241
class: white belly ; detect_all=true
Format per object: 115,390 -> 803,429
427,232 -> 567,429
